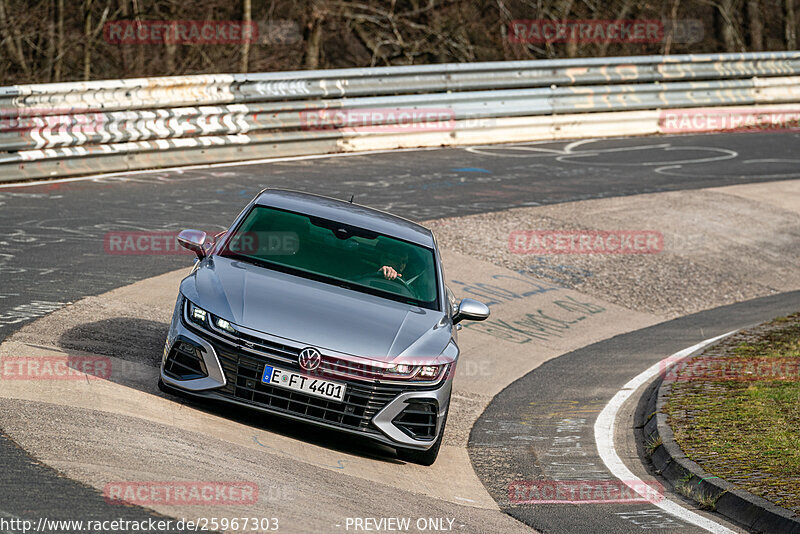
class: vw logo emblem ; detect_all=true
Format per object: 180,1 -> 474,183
298,348 -> 322,371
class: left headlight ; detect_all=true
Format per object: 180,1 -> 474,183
418,365 -> 442,380
214,317 -> 237,334
383,362 -> 447,381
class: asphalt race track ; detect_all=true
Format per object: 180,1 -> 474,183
470,291 -> 800,533
3,133 -> 800,341
0,131 -> 799,533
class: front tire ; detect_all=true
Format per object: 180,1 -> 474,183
396,408 -> 448,466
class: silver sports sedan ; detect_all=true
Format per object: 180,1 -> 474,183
159,189 -> 489,465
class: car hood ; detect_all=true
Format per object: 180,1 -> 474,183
181,256 -> 451,361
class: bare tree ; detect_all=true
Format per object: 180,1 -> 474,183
117,0 -> 133,76
303,1 -> 324,69
0,0 -> 31,75
786,0 -> 797,49
82,0 -> 112,80
83,0 -> 93,80
597,0 -> 635,57
55,0 -> 65,80
715,0 -> 746,52
2,0 -> 800,85
747,0 -> 763,50
561,0 -> 578,58
164,1 -> 178,75
240,0 -> 251,72
131,0 -> 145,75
663,0 -> 681,55
46,0 -> 57,81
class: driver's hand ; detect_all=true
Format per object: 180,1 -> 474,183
379,265 -> 401,280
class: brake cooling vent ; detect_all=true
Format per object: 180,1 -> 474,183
164,338 -> 208,380
393,401 -> 438,440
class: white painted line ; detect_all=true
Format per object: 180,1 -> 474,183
564,139 -> 599,153
594,332 -> 737,534
0,146 -> 442,189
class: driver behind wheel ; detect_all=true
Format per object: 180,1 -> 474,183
380,247 -> 434,301
379,251 -> 408,280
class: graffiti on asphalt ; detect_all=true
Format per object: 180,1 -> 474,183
449,272 -> 559,307
463,294 -> 606,344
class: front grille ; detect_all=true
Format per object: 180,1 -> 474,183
393,401 -> 438,440
225,328 -> 386,382
237,330 -> 299,361
214,343 -> 409,433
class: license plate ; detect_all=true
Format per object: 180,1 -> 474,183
261,365 -> 346,402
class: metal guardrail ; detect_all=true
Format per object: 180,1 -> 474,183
1,51 -> 799,181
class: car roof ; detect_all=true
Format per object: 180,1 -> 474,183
253,189 -> 435,247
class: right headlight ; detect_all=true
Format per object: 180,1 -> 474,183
187,300 -> 209,327
382,362 -> 448,381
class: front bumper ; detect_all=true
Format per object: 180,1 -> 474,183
160,299 -> 451,451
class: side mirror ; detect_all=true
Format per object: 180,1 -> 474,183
178,229 -> 209,260
453,298 -> 490,324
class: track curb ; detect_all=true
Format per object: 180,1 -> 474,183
643,340 -> 800,534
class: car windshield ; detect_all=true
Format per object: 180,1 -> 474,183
219,205 -> 440,310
